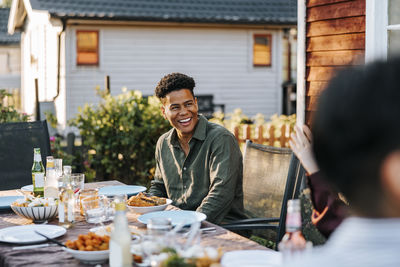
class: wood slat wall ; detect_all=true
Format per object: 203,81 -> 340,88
305,0 -> 365,125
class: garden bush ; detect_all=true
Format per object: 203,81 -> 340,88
0,89 -> 29,123
69,88 -> 170,186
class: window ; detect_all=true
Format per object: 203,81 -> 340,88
366,0 -> 400,61
253,34 -> 272,67
76,30 -> 99,65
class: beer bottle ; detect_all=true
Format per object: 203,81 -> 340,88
32,148 -> 45,197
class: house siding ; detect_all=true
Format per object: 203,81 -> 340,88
65,25 -> 285,123
0,45 -> 20,89
305,0 -> 365,124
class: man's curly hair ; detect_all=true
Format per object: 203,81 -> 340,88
155,73 -> 195,99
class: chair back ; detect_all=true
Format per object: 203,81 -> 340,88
242,140 -> 292,220
0,120 -> 51,190
276,154 -> 306,241
242,140 -> 306,242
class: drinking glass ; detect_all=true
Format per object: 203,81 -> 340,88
105,194 -> 127,221
79,188 -> 98,215
70,173 -> 85,194
81,195 -> 107,225
54,159 -> 63,187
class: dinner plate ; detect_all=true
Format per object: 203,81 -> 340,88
137,210 -> 207,226
98,185 -> 146,197
0,224 -> 66,245
21,184 -> 33,192
221,250 -> 282,267
0,196 -> 22,210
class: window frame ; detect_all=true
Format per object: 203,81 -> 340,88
253,33 -> 272,67
76,30 -> 99,66
365,0 -> 400,62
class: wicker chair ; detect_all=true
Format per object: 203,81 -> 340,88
221,140 -> 305,248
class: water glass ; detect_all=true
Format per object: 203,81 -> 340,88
54,159 -> 63,186
81,195 -> 106,224
71,173 -> 85,194
105,195 -> 127,221
79,188 -> 98,215
147,217 -> 172,236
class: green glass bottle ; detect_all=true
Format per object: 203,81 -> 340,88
32,148 -> 45,197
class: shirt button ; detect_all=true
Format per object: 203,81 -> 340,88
183,167 -> 187,171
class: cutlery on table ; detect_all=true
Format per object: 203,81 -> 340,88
12,243 -> 51,250
34,231 -> 66,247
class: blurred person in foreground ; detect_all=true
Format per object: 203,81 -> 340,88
149,73 -> 246,224
290,125 -> 348,238
285,58 -> 400,267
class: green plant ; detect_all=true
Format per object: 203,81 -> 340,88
0,89 -> 29,123
69,88 -> 170,185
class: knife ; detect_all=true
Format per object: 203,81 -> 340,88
34,231 -> 66,247
12,243 -> 50,250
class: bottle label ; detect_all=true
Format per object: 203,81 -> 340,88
34,173 -> 44,187
110,240 -> 123,267
286,212 -> 301,231
58,203 -> 65,223
67,200 -> 75,222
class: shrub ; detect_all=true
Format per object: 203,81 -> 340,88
0,89 -> 29,123
69,88 -> 170,186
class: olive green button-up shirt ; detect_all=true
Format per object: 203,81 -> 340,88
149,115 -> 245,224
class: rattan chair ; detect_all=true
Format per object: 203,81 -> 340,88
221,140 -> 305,247
0,120 -> 51,190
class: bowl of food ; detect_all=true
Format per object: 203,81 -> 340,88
127,193 -> 172,214
11,196 -> 58,223
63,233 -> 110,264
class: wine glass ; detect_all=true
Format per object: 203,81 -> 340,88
70,173 -> 85,194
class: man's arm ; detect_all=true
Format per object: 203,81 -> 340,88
148,139 -> 168,197
196,134 -> 242,224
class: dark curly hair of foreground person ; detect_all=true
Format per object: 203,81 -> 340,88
155,73 -> 195,99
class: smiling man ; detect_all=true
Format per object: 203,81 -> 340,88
149,73 -> 246,224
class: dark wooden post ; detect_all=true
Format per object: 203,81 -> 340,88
35,78 -> 40,121
105,75 -> 110,94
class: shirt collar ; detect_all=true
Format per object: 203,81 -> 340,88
166,115 -> 207,147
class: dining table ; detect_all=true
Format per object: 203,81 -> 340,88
0,180 -> 269,266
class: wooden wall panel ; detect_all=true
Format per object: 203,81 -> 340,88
306,66 -> 345,81
304,0 -> 366,125
307,81 -> 329,96
307,0 -> 365,22
307,16 -> 365,37
307,50 -> 365,66
307,0 -> 350,7
307,33 -> 365,51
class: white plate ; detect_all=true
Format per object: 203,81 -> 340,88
138,210 -> 207,226
0,224 -> 66,245
21,184 -> 33,192
0,196 -> 22,210
221,250 -> 282,267
127,198 -> 172,214
98,185 -> 146,197
63,247 -> 109,264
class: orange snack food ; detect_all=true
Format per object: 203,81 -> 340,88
65,232 -> 110,251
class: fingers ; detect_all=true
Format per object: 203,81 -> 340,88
302,125 -> 313,143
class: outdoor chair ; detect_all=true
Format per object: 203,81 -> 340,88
221,140 -> 306,248
0,120 -> 51,190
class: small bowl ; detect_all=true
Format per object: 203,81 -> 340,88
128,198 -> 172,214
62,247 -> 109,264
11,205 -> 58,223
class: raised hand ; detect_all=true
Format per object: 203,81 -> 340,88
289,125 -> 319,174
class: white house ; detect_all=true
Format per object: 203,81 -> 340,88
0,8 -> 20,94
8,0 -> 297,129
